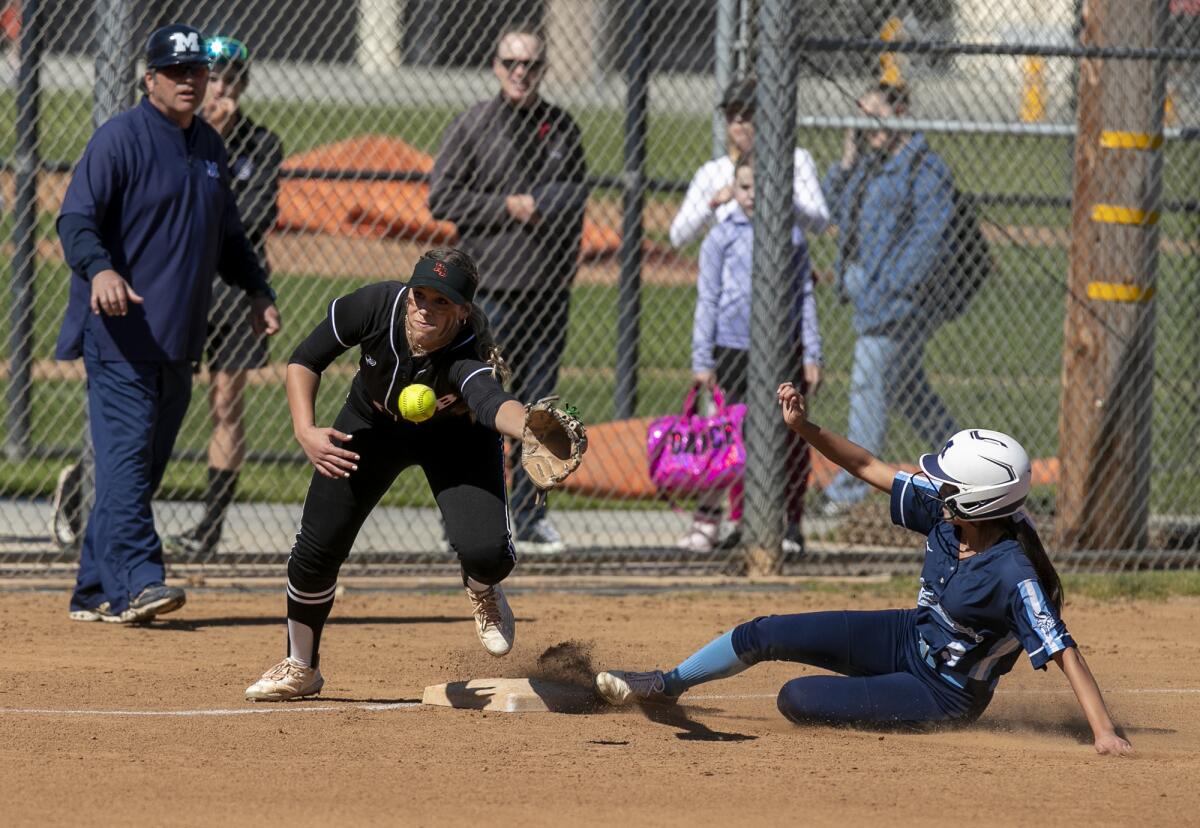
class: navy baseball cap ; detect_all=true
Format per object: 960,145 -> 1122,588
146,24 -> 210,69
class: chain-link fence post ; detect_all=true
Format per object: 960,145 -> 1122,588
4,0 -> 41,460
615,0 -> 647,421
94,0 -> 135,126
713,0 -> 738,160
743,0 -> 796,574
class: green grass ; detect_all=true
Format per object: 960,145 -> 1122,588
4,244 -> 1200,510
6,89 -> 1200,204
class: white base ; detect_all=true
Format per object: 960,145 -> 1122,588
422,678 -> 597,713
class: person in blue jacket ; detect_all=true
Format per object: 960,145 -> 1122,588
820,82 -> 958,514
57,23 -> 281,625
595,384 -> 1134,757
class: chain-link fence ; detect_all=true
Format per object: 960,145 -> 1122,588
2,0 -> 1198,577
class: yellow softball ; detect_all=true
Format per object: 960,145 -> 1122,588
398,383 -> 436,423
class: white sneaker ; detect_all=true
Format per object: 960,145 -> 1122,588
516,518 -> 567,555
68,601 -> 119,623
594,670 -> 677,706
466,583 -> 515,657
677,518 -> 719,552
245,657 -> 325,702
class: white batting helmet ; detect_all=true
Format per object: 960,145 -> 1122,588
918,429 -> 1031,521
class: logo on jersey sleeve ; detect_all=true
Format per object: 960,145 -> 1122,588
1033,610 -> 1057,636
205,161 -> 220,178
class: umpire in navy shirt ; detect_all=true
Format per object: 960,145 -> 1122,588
56,24 -> 281,624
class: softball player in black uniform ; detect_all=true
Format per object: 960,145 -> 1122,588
247,248 -> 529,701
596,385 -> 1134,756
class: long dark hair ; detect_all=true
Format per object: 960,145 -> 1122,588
997,513 -> 1063,610
419,247 -> 511,384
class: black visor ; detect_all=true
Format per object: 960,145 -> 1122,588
407,258 -> 475,305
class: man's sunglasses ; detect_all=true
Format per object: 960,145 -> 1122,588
497,57 -> 545,73
156,63 -> 210,81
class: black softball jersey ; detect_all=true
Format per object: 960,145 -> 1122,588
288,281 -> 515,427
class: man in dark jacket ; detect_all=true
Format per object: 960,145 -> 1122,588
429,23 -> 589,554
164,35 -> 284,558
55,24 -> 280,623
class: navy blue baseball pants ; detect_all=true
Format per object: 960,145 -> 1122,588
732,609 -> 985,727
71,333 -> 192,614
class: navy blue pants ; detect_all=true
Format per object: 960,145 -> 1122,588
473,288 -> 569,534
733,609 -> 985,727
71,334 -> 192,614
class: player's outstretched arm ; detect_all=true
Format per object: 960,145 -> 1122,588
777,382 -> 897,495
1052,647 -> 1134,757
493,399 -> 526,440
285,363 -> 359,479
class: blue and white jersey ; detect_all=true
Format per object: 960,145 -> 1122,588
891,471 -> 1075,689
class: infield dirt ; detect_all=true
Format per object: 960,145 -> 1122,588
3,585 -> 1198,827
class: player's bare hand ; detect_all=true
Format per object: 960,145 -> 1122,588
777,381 -> 808,431
693,369 -> 715,388
201,95 -> 237,137
709,184 -> 734,209
1094,732 -> 1134,757
296,426 -> 359,478
803,362 -> 823,397
90,269 -> 144,316
505,194 -> 539,225
249,296 -> 282,336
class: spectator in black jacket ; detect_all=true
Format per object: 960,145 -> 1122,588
429,22 -> 589,555
165,35 -> 284,558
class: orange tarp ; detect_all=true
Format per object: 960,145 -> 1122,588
559,417 -> 1060,501
277,135 -> 621,259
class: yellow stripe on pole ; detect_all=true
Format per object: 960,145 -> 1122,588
1099,130 -> 1163,150
1091,204 -> 1159,225
1086,282 -> 1155,303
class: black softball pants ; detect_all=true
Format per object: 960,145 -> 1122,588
283,402 -> 515,667
288,400 -> 516,591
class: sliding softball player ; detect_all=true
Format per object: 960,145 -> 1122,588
596,386 -> 1133,756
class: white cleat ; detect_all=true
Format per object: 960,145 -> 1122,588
245,657 -> 324,702
594,670 -> 677,706
466,583 -> 515,657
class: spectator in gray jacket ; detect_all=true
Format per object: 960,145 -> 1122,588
429,22 -> 589,554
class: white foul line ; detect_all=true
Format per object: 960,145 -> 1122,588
0,702 -> 421,717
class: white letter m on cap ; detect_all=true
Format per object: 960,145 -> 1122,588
169,32 -> 200,54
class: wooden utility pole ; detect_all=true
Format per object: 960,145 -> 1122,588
1058,1 -> 1169,551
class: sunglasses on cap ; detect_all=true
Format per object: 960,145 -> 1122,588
208,36 -> 249,63
497,57 -> 545,73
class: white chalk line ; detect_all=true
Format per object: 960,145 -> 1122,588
0,702 -> 421,717
1,688 -> 1196,719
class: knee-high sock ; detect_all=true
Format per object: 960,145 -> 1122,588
286,580 -> 336,668
661,630 -> 749,697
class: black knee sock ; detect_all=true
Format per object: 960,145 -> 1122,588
194,467 -> 238,542
286,570 -> 337,669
